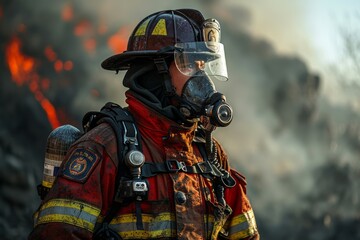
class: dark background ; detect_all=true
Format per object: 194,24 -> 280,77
1,1 -> 359,239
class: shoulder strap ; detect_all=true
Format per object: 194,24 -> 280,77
83,102 -> 141,165
83,102 -> 142,238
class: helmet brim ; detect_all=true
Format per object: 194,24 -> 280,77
101,50 -> 172,71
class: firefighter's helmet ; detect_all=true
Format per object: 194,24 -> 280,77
101,9 -> 204,70
102,9 -> 228,81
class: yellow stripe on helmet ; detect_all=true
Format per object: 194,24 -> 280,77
134,19 -> 150,36
151,19 -> 167,36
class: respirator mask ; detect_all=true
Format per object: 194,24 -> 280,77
173,19 -> 233,127
177,69 -> 233,127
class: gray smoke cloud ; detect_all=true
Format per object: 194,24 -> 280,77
0,0 -> 359,239
206,2 -> 360,239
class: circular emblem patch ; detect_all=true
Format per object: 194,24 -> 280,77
69,158 -> 87,175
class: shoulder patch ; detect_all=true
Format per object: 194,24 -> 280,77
62,148 -> 100,183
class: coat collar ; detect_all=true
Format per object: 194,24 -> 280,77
126,91 -> 197,151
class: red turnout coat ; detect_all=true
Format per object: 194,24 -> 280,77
29,93 -> 259,240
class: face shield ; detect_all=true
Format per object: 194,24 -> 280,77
174,42 -> 228,82
174,42 -> 233,127
174,17 -> 227,82
172,19 -> 232,127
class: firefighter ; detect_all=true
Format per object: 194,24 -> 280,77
29,9 -> 260,240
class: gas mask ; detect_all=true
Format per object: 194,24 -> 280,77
174,19 -> 233,127
178,71 -> 233,127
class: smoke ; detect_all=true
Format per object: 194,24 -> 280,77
205,2 -> 360,239
1,0 -> 359,239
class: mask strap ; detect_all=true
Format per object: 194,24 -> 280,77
153,58 -> 176,97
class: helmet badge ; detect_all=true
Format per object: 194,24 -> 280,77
202,18 -> 221,43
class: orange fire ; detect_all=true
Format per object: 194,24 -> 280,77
54,60 -> 63,73
6,38 -> 34,86
108,27 -> 129,54
97,20 -> 108,35
74,20 -> 92,36
44,46 -> 57,62
44,46 -> 73,72
84,38 -> 97,53
64,61 -> 73,71
5,37 -> 60,129
62,3 -> 74,22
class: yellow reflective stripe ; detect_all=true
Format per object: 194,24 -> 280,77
109,212 -> 175,239
33,211 -> 39,227
110,212 -> 174,224
229,211 -> 248,227
42,180 -> 53,188
41,198 -> 100,214
40,198 -> 100,215
120,228 -> 173,239
106,213 -> 215,239
34,198 -> 100,232
37,214 -> 96,231
205,214 -> 215,223
228,209 -> 258,239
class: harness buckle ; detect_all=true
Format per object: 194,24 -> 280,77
122,121 -> 139,145
166,160 -> 187,172
196,161 -> 213,174
154,58 -> 169,74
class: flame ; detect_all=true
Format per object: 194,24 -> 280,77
44,46 -> 57,61
5,37 -> 60,129
108,28 -> 129,53
6,37 -> 34,86
44,46 -> 73,72
97,21 -> 108,35
73,19 -> 99,54
74,20 -> 92,36
41,78 -> 50,91
84,38 -> 97,53
62,3 -> 73,21
54,60 -> 63,72
63,61 -> 73,71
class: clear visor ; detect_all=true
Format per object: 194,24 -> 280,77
174,42 -> 228,81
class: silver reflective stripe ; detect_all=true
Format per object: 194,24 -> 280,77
108,213 -> 176,238
229,220 -> 250,233
228,209 -> 258,239
38,205 -> 99,224
110,219 -> 174,232
34,198 -> 100,232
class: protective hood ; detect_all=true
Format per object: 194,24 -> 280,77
123,63 -> 191,125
